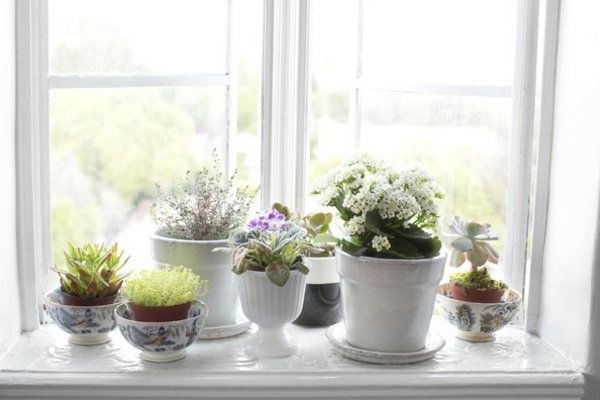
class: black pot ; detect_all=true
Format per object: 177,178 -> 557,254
293,283 -> 343,327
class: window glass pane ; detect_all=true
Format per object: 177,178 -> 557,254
307,0 -> 359,211
359,91 -> 512,252
362,0 -> 517,86
50,86 -> 229,272
49,0 -> 228,74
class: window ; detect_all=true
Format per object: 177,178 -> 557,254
46,0 -> 262,289
23,0 -> 536,323
307,0 -> 518,260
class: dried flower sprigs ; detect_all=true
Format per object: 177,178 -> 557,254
152,153 -> 257,241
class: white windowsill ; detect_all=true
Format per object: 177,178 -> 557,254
0,319 -> 584,399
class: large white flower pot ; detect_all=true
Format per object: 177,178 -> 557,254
336,249 -> 446,352
151,233 -> 237,327
236,270 -> 306,358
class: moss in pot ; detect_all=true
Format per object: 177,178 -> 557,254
445,216 -> 508,303
122,266 -> 206,322
52,242 -> 130,306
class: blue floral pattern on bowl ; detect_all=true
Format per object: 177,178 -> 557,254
437,283 -> 521,342
115,300 -> 208,363
44,289 -> 123,345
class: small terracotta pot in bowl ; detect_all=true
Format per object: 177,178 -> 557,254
437,282 -> 521,342
446,283 -> 505,303
127,302 -> 192,322
115,300 -> 208,362
44,289 -> 123,345
60,291 -> 118,307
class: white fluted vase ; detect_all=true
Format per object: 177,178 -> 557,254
237,270 -> 306,358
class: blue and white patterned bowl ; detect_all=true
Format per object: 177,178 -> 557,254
437,283 -> 521,342
44,289 -> 123,345
115,300 -> 208,363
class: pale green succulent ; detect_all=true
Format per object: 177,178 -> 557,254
446,216 -> 500,268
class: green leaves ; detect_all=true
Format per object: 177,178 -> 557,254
265,262 -> 290,287
53,242 -> 130,299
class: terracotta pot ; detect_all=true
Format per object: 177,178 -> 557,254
60,291 -> 117,307
128,302 -> 192,322
448,283 -> 505,303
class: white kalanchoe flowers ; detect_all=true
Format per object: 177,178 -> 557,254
312,154 -> 445,258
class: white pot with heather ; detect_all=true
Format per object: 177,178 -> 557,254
150,155 -> 257,328
228,210 -> 311,358
312,154 -> 447,353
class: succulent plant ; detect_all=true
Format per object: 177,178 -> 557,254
122,266 -> 205,307
53,242 -> 130,299
446,216 -> 507,291
272,203 -> 335,257
446,216 -> 500,268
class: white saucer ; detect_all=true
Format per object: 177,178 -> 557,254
199,319 -> 253,340
326,323 -> 445,365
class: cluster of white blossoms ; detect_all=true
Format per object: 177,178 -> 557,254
371,235 -> 391,252
313,154 -> 444,252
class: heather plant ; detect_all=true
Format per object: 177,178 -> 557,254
152,154 -> 257,240
123,266 -> 206,307
446,216 -> 507,290
228,209 -> 315,287
312,154 -> 445,259
52,242 -> 130,300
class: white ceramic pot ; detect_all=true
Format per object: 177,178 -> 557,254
305,256 -> 339,285
437,283 -> 522,342
236,270 -> 306,357
151,233 -> 237,327
336,249 -> 446,352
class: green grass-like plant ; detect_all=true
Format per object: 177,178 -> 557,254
122,266 -> 205,307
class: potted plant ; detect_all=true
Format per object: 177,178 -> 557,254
437,216 -> 521,342
151,154 -> 256,328
44,242 -> 129,345
115,266 -> 209,362
312,154 -> 446,353
272,203 -> 342,327
228,209 -> 312,357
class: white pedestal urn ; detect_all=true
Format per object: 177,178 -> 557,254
336,249 -> 446,352
150,233 -> 238,327
237,270 -> 306,358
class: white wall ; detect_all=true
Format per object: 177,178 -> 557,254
0,0 -> 21,353
537,1 -> 600,398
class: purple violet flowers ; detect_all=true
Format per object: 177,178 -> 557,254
247,209 -> 288,232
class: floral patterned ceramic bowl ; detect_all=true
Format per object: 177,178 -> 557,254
437,283 -> 521,342
44,289 -> 123,345
114,300 -> 208,363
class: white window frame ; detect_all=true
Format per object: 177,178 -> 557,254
15,0 -> 549,334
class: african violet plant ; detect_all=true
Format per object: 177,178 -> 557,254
123,266 -> 205,308
446,216 -> 508,301
228,209 -> 314,287
312,154 -> 445,259
152,153 -> 257,240
52,242 -> 130,302
272,202 -> 335,257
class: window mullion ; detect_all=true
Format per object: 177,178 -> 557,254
261,0 -> 309,211
505,0 -> 540,302
48,74 -> 231,89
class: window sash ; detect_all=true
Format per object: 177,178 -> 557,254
17,0 -> 544,332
